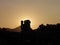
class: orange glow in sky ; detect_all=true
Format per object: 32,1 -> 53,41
0,0 -> 60,29
18,14 -> 38,29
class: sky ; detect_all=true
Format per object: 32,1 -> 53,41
0,0 -> 60,29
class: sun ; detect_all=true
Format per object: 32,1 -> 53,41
21,18 -> 32,21
18,15 -> 37,29
20,16 -> 33,21
20,17 -> 35,28
21,17 -> 33,24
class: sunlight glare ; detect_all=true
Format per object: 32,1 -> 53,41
20,16 -> 35,29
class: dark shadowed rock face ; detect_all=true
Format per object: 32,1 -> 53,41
21,20 -> 32,32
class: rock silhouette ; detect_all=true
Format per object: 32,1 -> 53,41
21,20 -> 32,32
0,20 -> 60,45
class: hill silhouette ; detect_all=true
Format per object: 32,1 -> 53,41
2,26 -> 21,32
13,26 -> 21,32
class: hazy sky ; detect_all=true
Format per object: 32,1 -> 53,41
0,0 -> 60,29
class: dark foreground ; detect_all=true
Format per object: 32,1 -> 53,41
0,30 -> 60,45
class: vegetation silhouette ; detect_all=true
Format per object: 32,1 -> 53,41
0,20 -> 60,45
